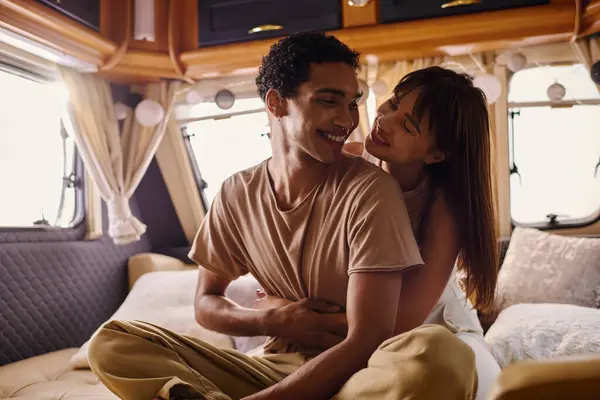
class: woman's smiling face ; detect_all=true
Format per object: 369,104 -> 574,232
365,89 -> 442,166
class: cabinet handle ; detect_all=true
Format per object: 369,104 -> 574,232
248,24 -> 283,34
441,0 -> 481,8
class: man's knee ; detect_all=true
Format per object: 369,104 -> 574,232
88,319 -> 131,373
413,325 -> 477,397
381,325 -> 477,398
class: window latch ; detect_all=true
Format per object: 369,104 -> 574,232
181,126 -> 195,140
62,173 -> 81,188
508,110 -> 522,185
546,213 -> 569,225
509,163 -> 522,185
33,213 -> 50,226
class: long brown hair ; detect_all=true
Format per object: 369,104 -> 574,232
394,66 -> 498,310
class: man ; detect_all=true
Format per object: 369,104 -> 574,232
89,33 -> 477,400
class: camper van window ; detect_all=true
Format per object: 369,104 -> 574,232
179,98 -> 271,204
0,68 -> 78,229
508,64 -> 600,227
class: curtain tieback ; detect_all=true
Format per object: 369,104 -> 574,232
107,195 -> 133,220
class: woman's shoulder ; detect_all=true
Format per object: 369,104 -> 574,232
423,189 -> 460,240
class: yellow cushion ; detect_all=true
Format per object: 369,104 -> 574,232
488,354 -> 600,400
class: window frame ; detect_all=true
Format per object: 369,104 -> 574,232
507,98 -> 600,230
181,125 -> 210,213
179,105 -> 268,211
0,64 -> 85,234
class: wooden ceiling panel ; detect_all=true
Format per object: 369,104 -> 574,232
1,0 -> 598,82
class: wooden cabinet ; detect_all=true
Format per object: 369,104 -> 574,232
198,0 -> 341,47
35,0 -> 100,31
379,0 -> 550,24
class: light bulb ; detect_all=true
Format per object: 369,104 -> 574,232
134,99 -> 165,127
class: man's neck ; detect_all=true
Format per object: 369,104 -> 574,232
268,135 -> 327,211
382,161 -> 427,193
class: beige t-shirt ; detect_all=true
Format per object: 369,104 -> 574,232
189,155 -> 423,355
362,151 -> 434,241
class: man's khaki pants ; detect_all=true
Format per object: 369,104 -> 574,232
88,321 -> 477,400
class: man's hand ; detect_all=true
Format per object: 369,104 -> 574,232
269,298 -> 348,350
243,272 -> 406,400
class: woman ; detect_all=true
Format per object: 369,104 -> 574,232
257,66 -> 501,399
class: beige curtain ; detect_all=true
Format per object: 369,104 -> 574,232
373,57 -> 449,109
571,36 -> 600,92
58,66 -> 180,244
84,169 -> 103,240
374,53 -> 498,106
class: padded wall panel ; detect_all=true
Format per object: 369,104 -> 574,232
135,159 -> 188,250
0,199 -> 150,366
0,221 -> 86,244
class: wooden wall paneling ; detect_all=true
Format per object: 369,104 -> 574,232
100,0 -> 127,43
101,0 -> 171,52
176,0 -> 198,52
98,49 -> 179,82
582,0 -> 600,36
181,38 -> 274,78
492,65 -> 512,239
180,2 -> 574,79
337,4 -> 574,55
342,0 -> 378,28
0,0 -> 116,66
1,0 -> 586,82
166,0 -> 189,81
103,0 -> 197,82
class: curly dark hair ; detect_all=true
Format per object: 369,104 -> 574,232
256,32 -> 360,101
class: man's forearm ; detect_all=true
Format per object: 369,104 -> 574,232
244,336 -> 377,400
195,294 -> 278,337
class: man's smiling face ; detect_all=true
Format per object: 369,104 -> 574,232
282,62 -> 362,164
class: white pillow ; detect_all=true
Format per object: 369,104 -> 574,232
423,268 -> 484,335
70,269 -> 234,369
485,303 -> 600,368
223,274 -> 268,353
493,227 -> 600,314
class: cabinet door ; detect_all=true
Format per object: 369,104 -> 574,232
36,0 -> 100,31
198,0 -> 341,47
380,0 -> 550,24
